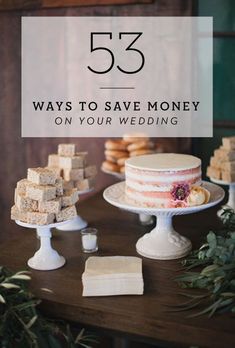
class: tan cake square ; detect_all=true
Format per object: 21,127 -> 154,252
58,144 -> 76,157
11,205 -> 28,222
63,180 -> 74,190
222,137 -> 235,150
45,166 -> 61,178
27,211 -> 55,225
206,166 -> 221,180
214,149 -> 235,161
224,161 -> 235,172
61,189 -> 79,207
75,177 -> 95,191
38,198 -> 61,214
16,179 -> 30,195
15,190 -> 38,212
26,182 -> 56,201
59,155 -> 84,169
48,154 -> 60,167
56,205 -> 77,222
76,151 -> 88,166
222,171 -> 235,183
63,168 -> 84,181
84,165 -> 97,178
27,167 -> 57,186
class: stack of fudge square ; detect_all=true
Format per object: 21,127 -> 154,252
207,136 -> 235,182
46,144 -> 97,191
11,167 -> 78,225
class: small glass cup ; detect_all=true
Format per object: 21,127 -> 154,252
81,228 -> 98,253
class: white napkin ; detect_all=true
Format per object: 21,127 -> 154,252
82,256 -> 144,297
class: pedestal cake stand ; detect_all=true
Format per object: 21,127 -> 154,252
210,178 -> 235,212
56,188 -> 94,231
103,181 -> 224,260
15,219 -> 73,270
102,168 -> 154,226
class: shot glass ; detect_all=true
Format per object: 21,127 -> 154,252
81,228 -> 98,253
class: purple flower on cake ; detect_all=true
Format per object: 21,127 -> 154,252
171,183 -> 190,201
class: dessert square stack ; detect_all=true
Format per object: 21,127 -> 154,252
102,134 -> 156,174
82,256 -> 144,297
207,136 -> 235,183
11,167 -> 78,225
47,144 -> 97,192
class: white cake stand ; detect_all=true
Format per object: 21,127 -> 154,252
103,181 -> 224,260
56,188 -> 94,231
15,219 -> 73,270
210,178 -> 235,212
102,168 -> 154,226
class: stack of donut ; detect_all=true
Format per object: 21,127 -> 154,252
102,135 -> 155,174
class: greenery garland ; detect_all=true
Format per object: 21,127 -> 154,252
174,208 -> 235,318
0,266 -> 96,348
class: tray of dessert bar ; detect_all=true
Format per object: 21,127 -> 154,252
206,135 -> 235,184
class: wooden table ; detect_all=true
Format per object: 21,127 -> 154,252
0,192 -> 234,348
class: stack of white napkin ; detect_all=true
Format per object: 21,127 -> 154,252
82,256 -> 144,297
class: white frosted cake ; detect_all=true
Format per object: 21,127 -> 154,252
125,153 -> 210,208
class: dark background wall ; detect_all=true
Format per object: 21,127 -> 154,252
0,0 -> 193,241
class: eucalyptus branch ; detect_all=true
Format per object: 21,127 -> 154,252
173,208 -> 235,317
0,267 -> 95,348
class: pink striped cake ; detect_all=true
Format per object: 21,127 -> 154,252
125,153 -> 207,208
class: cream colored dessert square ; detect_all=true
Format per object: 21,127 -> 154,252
206,166 -> 221,180
38,198 -> 61,214
222,171 -> 235,183
16,179 -> 30,195
11,205 -> 28,222
224,161 -> 235,172
222,137 -> 235,150
76,152 -> 88,166
210,156 -> 224,169
27,211 -> 55,225
74,177 -> 95,191
56,205 -> 77,222
45,166 -> 61,178
63,168 -> 84,181
48,154 -> 60,167
58,144 -> 76,157
26,182 -> 56,201
214,149 -> 235,161
61,189 -> 79,207
27,167 -> 57,185
63,180 -> 74,190
59,155 -> 84,169
84,165 -> 97,178
15,190 -> 38,212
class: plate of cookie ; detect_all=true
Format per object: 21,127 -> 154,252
101,134 -> 158,179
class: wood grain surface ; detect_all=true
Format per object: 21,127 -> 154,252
0,191 -> 232,348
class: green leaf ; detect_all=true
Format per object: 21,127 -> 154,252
0,294 -> 5,303
11,275 -> 31,281
201,265 -> 219,275
26,315 -> 38,329
1,283 -> 20,289
0,265 -> 93,347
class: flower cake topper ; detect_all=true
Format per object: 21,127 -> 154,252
170,183 -> 210,208
171,184 -> 190,201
